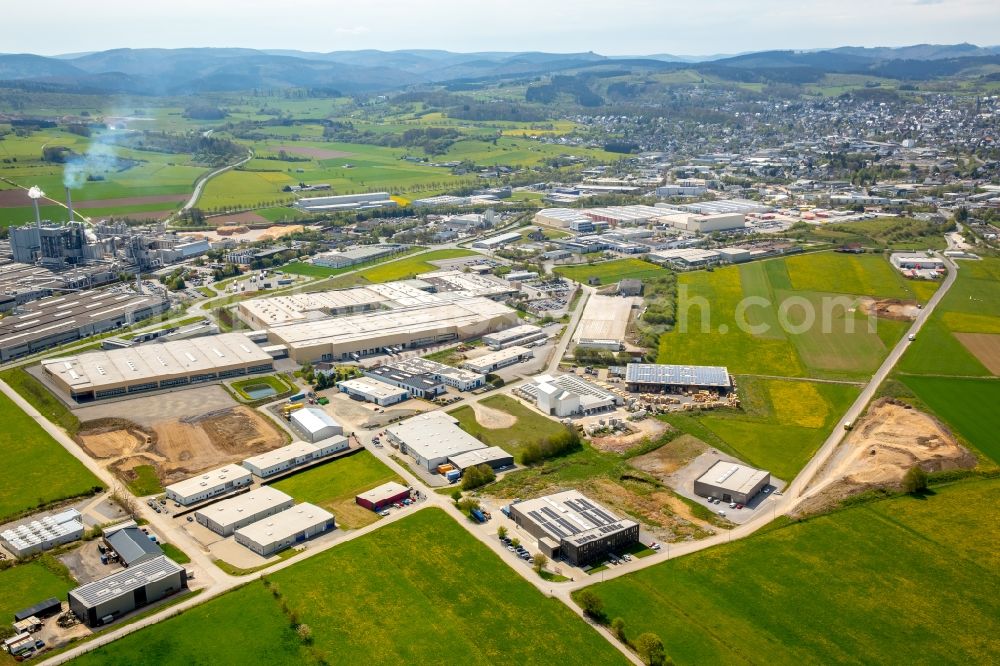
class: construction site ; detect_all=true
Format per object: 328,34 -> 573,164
73,386 -> 289,489
795,398 -> 977,516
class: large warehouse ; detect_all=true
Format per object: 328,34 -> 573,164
355,482 -> 411,511
694,461 -> 770,504
483,324 -> 546,350
265,297 -> 517,363
573,295 -> 636,351
241,438 -> 348,478
385,412 -> 487,471
236,288 -> 390,328
195,487 -> 295,536
461,345 -> 533,374
68,555 -> 187,627
625,363 -> 732,393
381,357 -> 485,391
42,333 -> 274,402
234,503 -> 335,556
509,491 -> 639,566
289,408 -> 344,443
165,464 -> 253,506
0,290 -> 169,363
519,374 -> 622,417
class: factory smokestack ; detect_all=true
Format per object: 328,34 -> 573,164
65,187 -> 74,225
28,186 -> 44,228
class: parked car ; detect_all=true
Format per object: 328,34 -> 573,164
378,510 -> 390,517
718,510 -> 726,517
729,502 -> 737,509
186,516 -> 193,522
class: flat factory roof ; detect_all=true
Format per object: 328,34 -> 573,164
238,287 -> 389,326
235,503 -> 333,544
338,376 -> 411,400
241,442 -> 325,472
574,295 -> 634,343
43,332 -> 272,392
356,481 -> 410,505
268,298 -> 513,348
387,412 -> 486,461
70,555 -> 183,608
195,486 -> 293,526
448,446 -> 513,469
696,460 -> 769,494
463,345 -> 531,369
625,363 -> 731,388
165,464 -> 252,499
513,490 -> 637,544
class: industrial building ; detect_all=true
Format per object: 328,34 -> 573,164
385,412 -> 487,471
103,526 -> 164,568
362,365 -> 446,399
534,208 -> 595,229
382,357 -> 485,391
0,509 -> 84,558
625,363 -> 732,393
13,598 -> 62,623
519,374 -> 622,417
337,376 -> 411,406
355,482 -> 411,511
0,290 -> 169,363
289,408 -> 344,443
195,487 -> 295,536
241,438 -> 349,478
482,324 -> 546,350
42,333 -> 275,402
573,295 -> 635,351
655,211 -> 746,234
294,192 -> 397,213
508,491 -> 639,566
68,555 -> 187,627
648,248 -> 722,269
889,253 -> 947,271
266,297 -> 517,364
237,288 -> 390,328
672,198 -> 772,216
165,464 -> 253,506
234,503 -> 336,556
461,346 -> 533,374
448,446 -> 514,472
312,244 -> 407,269
694,461 -> 770,504
472,231 -> 521,250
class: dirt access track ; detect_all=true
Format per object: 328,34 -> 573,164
77,406 -> 288,486
796,398 -> 977,516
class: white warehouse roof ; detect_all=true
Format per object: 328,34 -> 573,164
386,412 -> 485,461
235,503 -> 333,544
194,487 -> 293,529
165,464 -> 252,500
696,461 -> 769,494
290,408 -> 342,436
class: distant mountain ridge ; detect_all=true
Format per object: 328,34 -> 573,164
0,43 -> 998,95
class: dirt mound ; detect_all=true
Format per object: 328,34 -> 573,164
196,407 -> 284,452
590,418 -> 670,454
859,297 -> 919,321
77,419 -> 156,459
796,399 -> 976,515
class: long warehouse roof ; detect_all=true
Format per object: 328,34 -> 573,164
42,332 -> 272,391
625,363 -> 731,388
70,555 -> 183,607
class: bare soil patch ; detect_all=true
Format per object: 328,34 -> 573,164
590,418 -> 670,454
859,297 -> 919,321
630,434 -> 710,477
278,145 -> 354,159
77,407 -> 287,485
579,478 -> 715,541
796,399 -> 976,516
0,189 -> 60,208
470,402 -> 517,429
955,332 -> 1000,375
73,194 -> 187,209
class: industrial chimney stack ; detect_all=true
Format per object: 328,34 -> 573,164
65,187 -> 74,225
27,186 -> 44,228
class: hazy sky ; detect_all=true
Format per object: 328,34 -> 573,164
7,0 -> 999,56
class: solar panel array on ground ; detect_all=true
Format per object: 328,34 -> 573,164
625,363 -> 731,388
